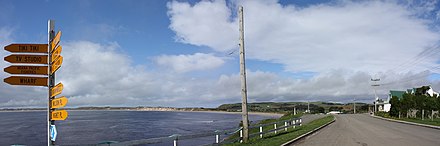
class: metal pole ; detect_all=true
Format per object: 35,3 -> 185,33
238,5 -> 249,143
47,20 -> 55,146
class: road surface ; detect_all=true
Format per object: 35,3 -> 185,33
300,114 -> 327,124
292,114 -> 440,146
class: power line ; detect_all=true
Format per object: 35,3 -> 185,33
387,43 -> 440,73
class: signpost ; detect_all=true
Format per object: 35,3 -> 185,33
51,96 -> 68,109
51,110 -> 68,120
4,54 -> 48,64
51,56 -> 63,74
51,31 -> 61,51
4,44 -> 48,53
3,20 -> 67,145
4,65 -> 48,75
51,45 -> 62,61
50,83 -> 63,97
4,76 -> 48,86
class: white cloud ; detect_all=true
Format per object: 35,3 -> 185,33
155,53 -> 225,73
0,39 -> 434,107
2,1 -> 440,108
167,0 -> 440,74
167,0 -> 237,51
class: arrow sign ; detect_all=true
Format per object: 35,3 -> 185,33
51,31 -> 61,51
51,56 -> 63,74
4,54 -> 48,64
51,83 -> 63,97
4,44 -> 48,53
51,96 -> 68,109
51,45 -> 62,61
4,76 -> 48,86
50,125 -> 57,141
4,65 -> 48,75
51,110 -> 68,120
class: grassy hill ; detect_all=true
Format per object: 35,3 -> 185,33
217,101 -> 371,114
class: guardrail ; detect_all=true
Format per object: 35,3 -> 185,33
74,117 -> 302,146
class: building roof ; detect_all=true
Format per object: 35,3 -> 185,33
389,90 -> 406,99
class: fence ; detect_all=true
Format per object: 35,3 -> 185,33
82,117 -> 302,146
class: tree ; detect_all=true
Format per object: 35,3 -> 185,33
389,96 -> 400,117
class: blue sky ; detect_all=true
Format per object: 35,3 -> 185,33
1,0 -> 440,108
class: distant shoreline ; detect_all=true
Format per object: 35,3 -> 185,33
0,108 -> 284,117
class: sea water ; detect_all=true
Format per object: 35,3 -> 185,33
0,111 -> 277,145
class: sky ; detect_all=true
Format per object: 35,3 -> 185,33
1,0 -> 440,108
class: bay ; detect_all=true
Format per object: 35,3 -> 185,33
0,111 -> 278,145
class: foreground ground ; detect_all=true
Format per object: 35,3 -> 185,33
293,114 -> 440,146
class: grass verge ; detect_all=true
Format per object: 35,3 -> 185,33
375,112 -> 440,126
224,115 -> 334,146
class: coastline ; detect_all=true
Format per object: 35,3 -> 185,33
160,110 -> 284,118
0,108 -> 284,118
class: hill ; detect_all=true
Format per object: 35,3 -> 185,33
217,101 -> 371,114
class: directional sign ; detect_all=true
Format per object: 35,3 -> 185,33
51,56 -> 63,74
51,31 -> 61,51
51,96 -> 68,109
50,125 -> 57,141
4,54 -> 48,64
51,45 -> 62,61
51,110 -> 68,120
4,65 -> 48,75
4,76 -> 48,86
51,83 -> 63,97
4,44 -> 48,53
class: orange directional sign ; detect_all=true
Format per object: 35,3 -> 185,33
51,45 -> 62,61
51,56 -> 63,74
4,54 -> 48,64
4,76 -> 48,86
4,65 -> 48,75
51,31 -> 61,51
4,44 -> 48,53
51,96 -> 68,109
51,110 -> 68,120
51,83 -> 63,97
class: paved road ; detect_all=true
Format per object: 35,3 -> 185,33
292,114 -> 440,146
300,114 -> 327,124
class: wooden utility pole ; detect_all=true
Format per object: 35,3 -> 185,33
353,98 -> 356,114
238,5 -> 249,143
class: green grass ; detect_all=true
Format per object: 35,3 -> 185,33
226,113 -> 303,141
400,118 -> 440,126
376,113 -> 440,126
224,115 -> 334,146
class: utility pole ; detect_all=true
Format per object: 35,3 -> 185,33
371,78 -> 380,115
307,101 -> 310,113
353,98 -> 356,114
293,106 -> 296,115
238,6 -> 249,143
